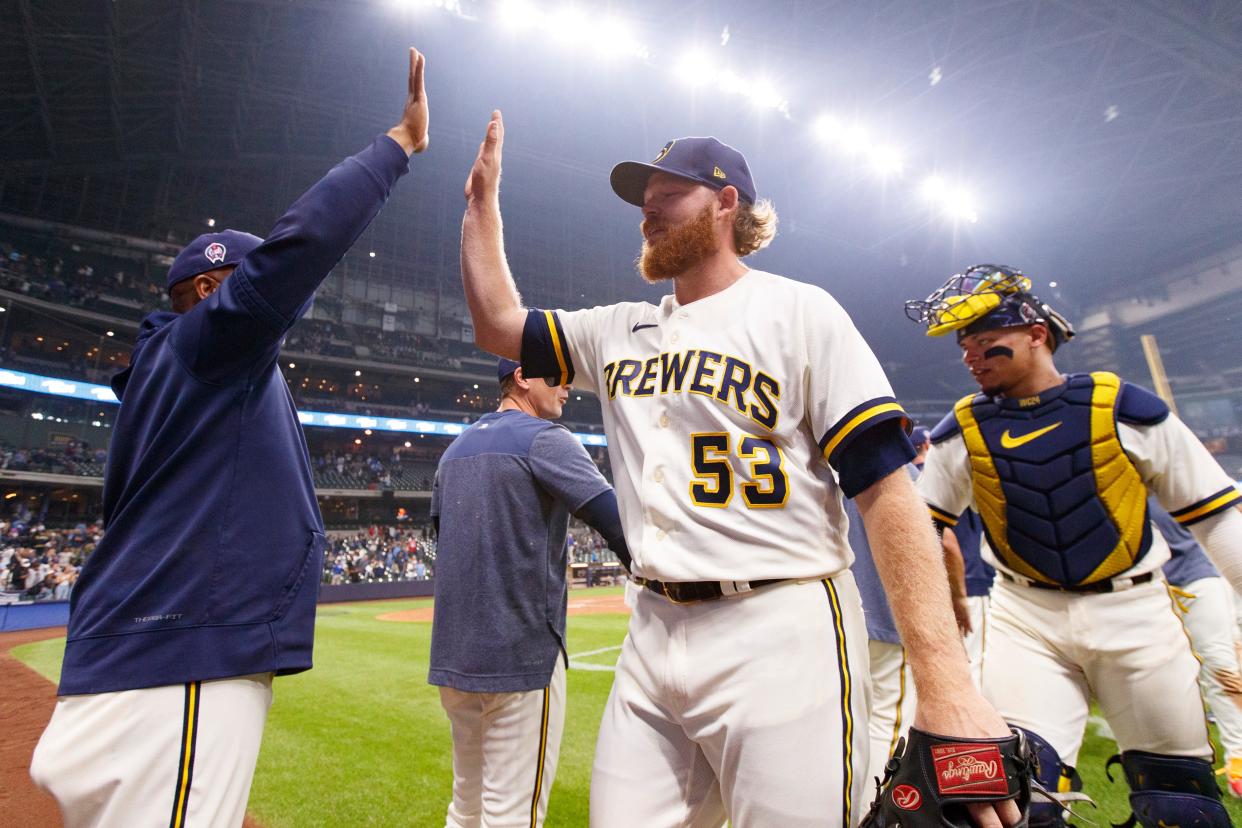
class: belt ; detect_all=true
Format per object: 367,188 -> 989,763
633,577 -> 789,604
998,570 -> 1154,594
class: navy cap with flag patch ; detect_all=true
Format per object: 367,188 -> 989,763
166,229 -> 264,292
610,137 -> 757,207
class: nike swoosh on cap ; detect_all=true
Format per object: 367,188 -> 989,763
999,421 -> 1062,449
631,322 -> 658,332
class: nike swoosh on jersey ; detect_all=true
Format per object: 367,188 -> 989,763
999,421 -> 1062,449
631,322 -> 659,332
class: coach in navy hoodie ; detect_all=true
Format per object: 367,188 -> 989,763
30,48 -> 431,828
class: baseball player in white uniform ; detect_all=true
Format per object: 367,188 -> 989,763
459,112 -> 1024,828
1154,497 -> 1242,798
907,264 -> 1242,828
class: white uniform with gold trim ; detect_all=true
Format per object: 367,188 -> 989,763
917,392 -> 1241,768
523,269 -> 912,827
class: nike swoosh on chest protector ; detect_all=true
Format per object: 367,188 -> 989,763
999,421 -> 1062,449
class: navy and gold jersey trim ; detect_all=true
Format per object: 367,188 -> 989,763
823,578 -> 855,828
819,396 -> 908,468
1171,486 -> 1242,527
928,504 -> 959,527
169,681 -> 201,828
529,685 -> 551,827
521,308 -> 575,386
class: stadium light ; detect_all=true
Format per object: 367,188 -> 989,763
944,187 -> 978,223
920,175 -> 948,200
496,0 -> 540,30
355,370 -> 363,377
675,50 -> 714,87
206,218 -> 216,227
870,145 -> 904,176
543,6 -> 590,45
368,251 -> 376,258
1049,281 -> 1059,288
105,330 -> 114,337
813,114 -> 841,142
596,17 -> 648,60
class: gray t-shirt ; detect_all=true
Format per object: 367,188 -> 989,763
428,409 -> 611,692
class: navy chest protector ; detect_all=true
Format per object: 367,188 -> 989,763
954,372 -> 1151,586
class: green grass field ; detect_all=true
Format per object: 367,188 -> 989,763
14,588 -> 1242,826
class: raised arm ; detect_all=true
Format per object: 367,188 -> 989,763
461,110 -> 527,359
173,48 -> 427,380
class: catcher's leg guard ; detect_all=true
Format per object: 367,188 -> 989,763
1015,727 -> 1086,828
1105,751 -> 1230,828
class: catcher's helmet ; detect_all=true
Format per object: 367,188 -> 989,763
904,263 -> 1075,351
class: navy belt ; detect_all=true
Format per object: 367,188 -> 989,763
634,577 -> 788,604
999,571 -> 1154,594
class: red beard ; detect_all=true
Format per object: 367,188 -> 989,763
637,202 -> 719,283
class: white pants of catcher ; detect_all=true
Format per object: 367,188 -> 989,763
30,673 -> 272,828
590,574 -> 871,828
981,579 -> 1210,767
439,659 -> 567,828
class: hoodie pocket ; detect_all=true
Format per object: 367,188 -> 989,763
270,530 -> 325,621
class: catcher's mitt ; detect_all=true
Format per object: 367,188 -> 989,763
860,726 -> 1035,828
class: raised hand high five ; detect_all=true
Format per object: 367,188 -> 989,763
465,110 -> 504,204
387,47 -> 429,155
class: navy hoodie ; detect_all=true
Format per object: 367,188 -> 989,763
58,135 -> 410,695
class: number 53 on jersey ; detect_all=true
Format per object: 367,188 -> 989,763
689,433 -> 789,509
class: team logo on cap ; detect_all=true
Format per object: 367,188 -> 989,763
204,242 -> 227,264
713,166 -> 726,179
652,140 -> 675,164
1020,302 -> 1038,323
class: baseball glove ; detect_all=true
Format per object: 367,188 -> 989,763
860,727 -> 1035,828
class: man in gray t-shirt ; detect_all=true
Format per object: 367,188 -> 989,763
430,358 -> 629,828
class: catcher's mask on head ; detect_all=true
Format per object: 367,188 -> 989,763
904,263 -> 1075,351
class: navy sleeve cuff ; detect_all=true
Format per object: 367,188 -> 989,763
836,419 -> 917,499
521,308 -> 575,385
575,490 -> 631,571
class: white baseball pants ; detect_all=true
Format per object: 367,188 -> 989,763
862,639 -> 916,813
30,673 -> 273,828
1174,576 -> 1242,760
981,579 -> 1210,767
589,574 -> 871,828
439,659 -> 567,828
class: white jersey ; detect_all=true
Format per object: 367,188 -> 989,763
525,269 -> 906,582
918,401 -> 1241,582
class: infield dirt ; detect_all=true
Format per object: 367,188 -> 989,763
378,591 -> 630,623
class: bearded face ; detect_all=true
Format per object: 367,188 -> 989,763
637,201 -> 720,283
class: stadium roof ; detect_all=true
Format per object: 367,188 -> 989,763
4,0 -> 1241,399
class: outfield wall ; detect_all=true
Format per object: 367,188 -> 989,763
317,580 -> 435,602
0,600 -> 70,631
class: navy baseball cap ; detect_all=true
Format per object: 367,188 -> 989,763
166,229 -> 264,292
497,358 -> 521,383
610,137 -> 757,207
911,426 -> 932,446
